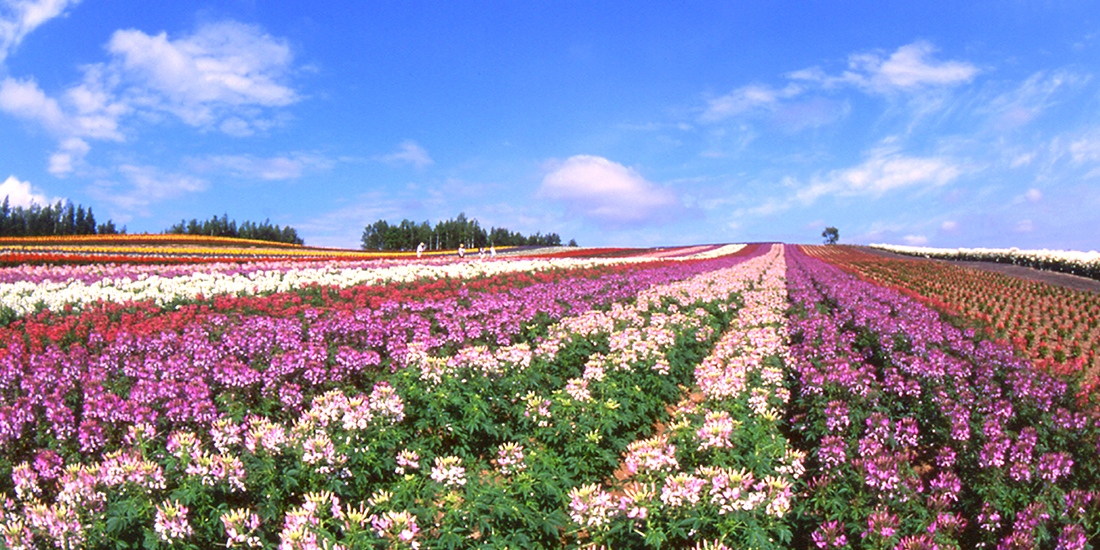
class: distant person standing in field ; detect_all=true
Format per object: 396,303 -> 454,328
458,244 -> 465,258
490,245 -> 497,258
417,242 -> 425,258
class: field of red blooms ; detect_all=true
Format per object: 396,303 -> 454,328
0,242 -> 1098,549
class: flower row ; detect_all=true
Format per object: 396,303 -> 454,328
563,244 -> 801,548
0,251 -> 714,317
785,245 -> 1100,549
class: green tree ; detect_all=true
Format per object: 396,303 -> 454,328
822,226 -> 839,245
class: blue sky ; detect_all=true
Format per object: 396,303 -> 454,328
1,1 -> 1099,250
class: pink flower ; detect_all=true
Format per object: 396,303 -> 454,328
430,456 -> 466,487
697,410 -> 736,449
623,434 -> 678,476
154,500 -> 193,542
567,484 -> 616,528
395,449 -> 420,474
495,442 -> 526,475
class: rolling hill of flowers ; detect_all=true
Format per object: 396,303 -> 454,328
0,242 -> 1097,549
872,243 -> 1100,282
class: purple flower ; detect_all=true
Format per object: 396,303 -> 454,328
817,435 -> 848,469
927,511 -> 966,538
1036,452 -> 1073,483
1056,524 -> 1088,550
978,503 -> 1001,533
928,471 -> 961,509
863,509 -> 898,541
824,400 -> 850,432
812,520 -> 849,548
935,447 -> 956,469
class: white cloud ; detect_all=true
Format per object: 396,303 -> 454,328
790,41 -> 977,95
701,83 -> 802,122
1070,133 -> 1100,163
538,155 -> 685,226
1015,219 -> 1034,233
0,19 -> 300,175
47,137 -> 90,176
982,70 -> 1087,129
192,153 -> 332,180
0,76 -> 67,131
0,75 -> 126,140
89,164 -> 207,213
1025,188 -> 1042,202
0,174 -> 53,207
701,41 -> 974,131
902,235 -> 929,246
376,140 -> 434,169
772,97 -> 851,132
940,220 -> 959,232
872,42 -> 977,88
0,0 -> 80,64
1010,152 -> 1034,168
105,20 -> 297,129
797,143 -> 963,204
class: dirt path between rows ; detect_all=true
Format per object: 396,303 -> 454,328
853,246 -> 1100,295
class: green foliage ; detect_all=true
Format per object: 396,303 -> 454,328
164,213 -> 304,245
361,212 -> 569,251
0,197 -> 121,237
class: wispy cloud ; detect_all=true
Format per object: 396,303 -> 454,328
701,83 -> 802,122
841,41 -> 979,93
375,140 -> 434,169
89,164 -> 207,215
701,41 -> 977,132
0,0 -> 80,64
297,192 -> 405,249
796,140 -> 964,204
538,155 -> 686,227
190,153 -> 333,180
980,70 -> 1088,130
48,137 -> 90,176
0,75 -> 124,140
789,41 -> 978,95
1070,131 -> 1100,164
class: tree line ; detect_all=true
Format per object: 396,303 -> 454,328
361,213 -> 576,251
0,197 -> 121,237
164,214 -> 304,245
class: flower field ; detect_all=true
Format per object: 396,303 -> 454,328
803,245 -> 1100,403
0,243 -> 1098,549
871,244 -> 1100,282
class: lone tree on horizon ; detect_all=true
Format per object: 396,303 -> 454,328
822,226 -> 839,245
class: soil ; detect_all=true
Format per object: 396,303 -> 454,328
853,245 -> 1100,295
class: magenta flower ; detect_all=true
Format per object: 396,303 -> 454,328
812,520 -> 849,548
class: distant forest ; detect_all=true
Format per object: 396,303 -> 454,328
0,198 -> 121,237
164,214 -> 304,245
362,213 -> 575,251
